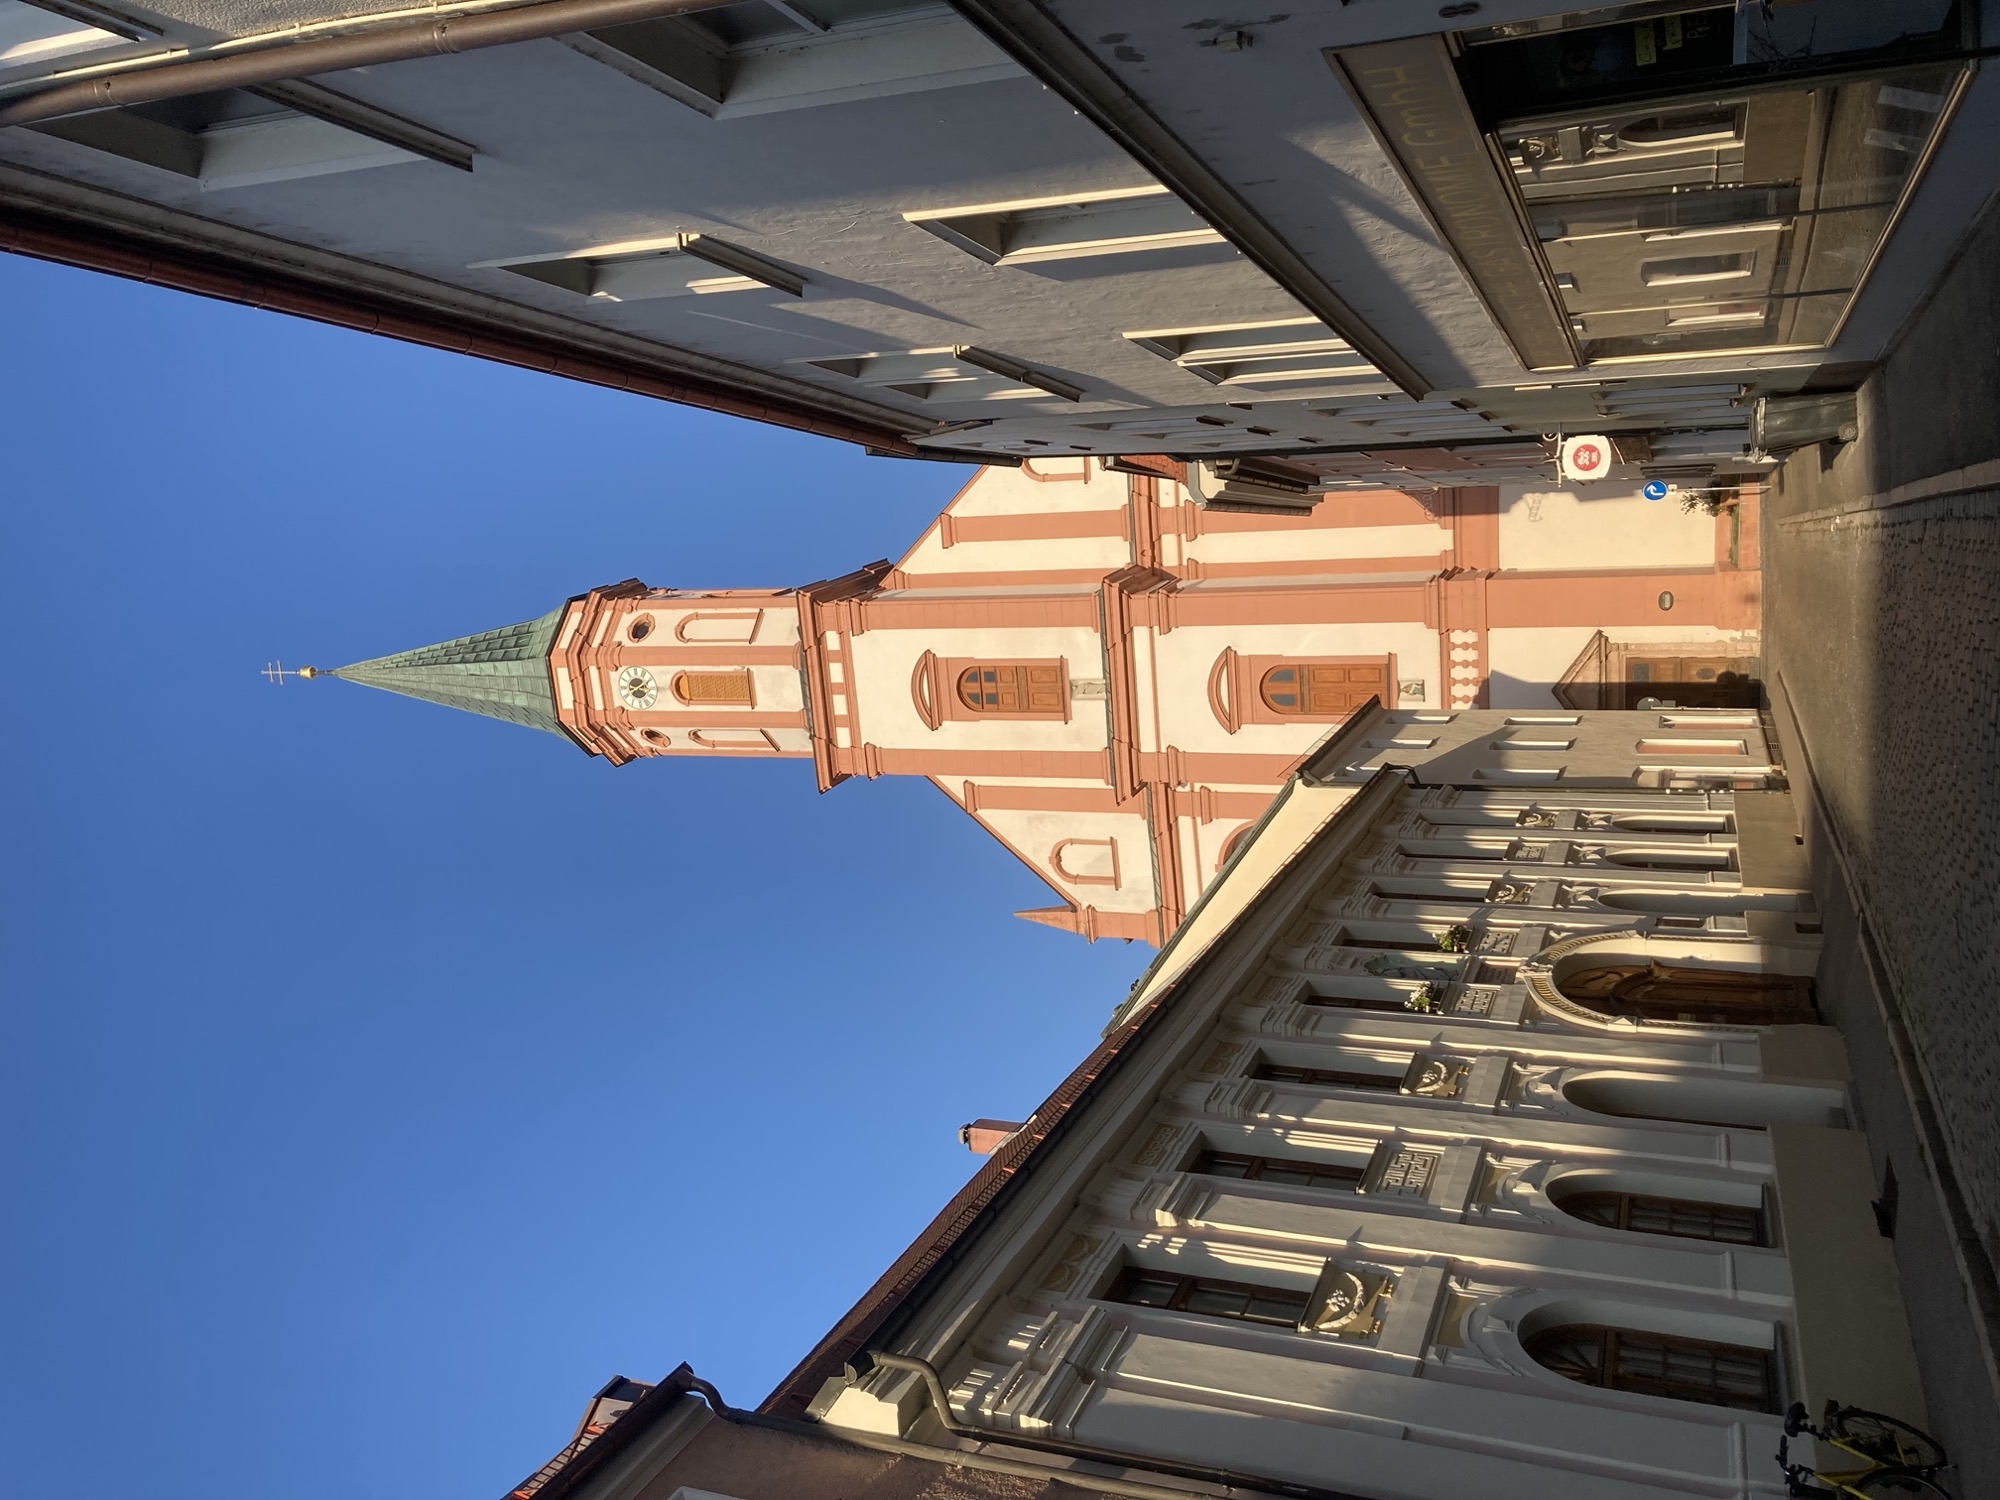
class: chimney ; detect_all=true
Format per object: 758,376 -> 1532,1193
958,1119 -> 1025,1155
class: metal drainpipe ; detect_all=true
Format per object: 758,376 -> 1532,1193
0,0 -> 736,128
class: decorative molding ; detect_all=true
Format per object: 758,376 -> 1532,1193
1130,1119 -> 1195,1170
1198,1077 -> 1270,1119
1400,1054 -> 1471,1099
1301,1262 -> 1394,1339
1452,985 -> 1500,1017
910,650 -> 942,731
1039,1233 -> 1105,1294
1257,997 -> 1314,1038
1518,927 -> 1772,1035
1358,1141 -> 1441,1200
1051,836 -> 1121,888
1206,648 -> 1240,734
1194,1040 -> 1244,1076
1136,1171 -> 1212,1228
1257,970 -> 1301,1002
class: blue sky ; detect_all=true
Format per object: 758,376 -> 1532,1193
0,253 -> 1148,1499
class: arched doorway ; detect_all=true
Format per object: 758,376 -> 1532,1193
1561,962 -> 1815,1025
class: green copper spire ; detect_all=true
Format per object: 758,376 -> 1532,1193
330,606 -> 569,738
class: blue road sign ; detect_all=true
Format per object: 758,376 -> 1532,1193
1643,480 -> 1669,501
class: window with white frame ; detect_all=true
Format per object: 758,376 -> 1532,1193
905,184 -> 1222,266
571,1 -> 1008,120
29,82 -> 469,189
479,234 -> 804,301
1125,318 -> 1386,394
805,347 -> 1081,402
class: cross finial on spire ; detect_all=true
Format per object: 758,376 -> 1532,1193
262,661 -> 320,685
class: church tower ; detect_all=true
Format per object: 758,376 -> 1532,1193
311,457 -> 1762,943
318,572 -> 868,772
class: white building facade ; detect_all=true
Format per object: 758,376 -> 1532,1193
781,707 -> 1919,1500
0,0 -> 1989,481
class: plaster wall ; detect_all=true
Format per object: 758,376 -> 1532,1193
1148,622 -> 1440,755
904,533 -> 1132,576
617,601 -> 801,648
973,803 -> 1157,914
845,623 -> 1108,751
1497,486 -> 1717,572
1485,626 -> 1751,709
1179,522 -> 1450,566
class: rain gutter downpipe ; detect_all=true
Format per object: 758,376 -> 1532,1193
0,0 -> 736,128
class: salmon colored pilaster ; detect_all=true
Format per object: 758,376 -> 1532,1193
1448,486 -> 1503,572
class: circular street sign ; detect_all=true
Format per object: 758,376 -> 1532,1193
1643,480 -> 1669,502
1559,434 -> 1614,482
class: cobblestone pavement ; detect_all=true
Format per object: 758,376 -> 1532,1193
1762,194 -> 2000,1460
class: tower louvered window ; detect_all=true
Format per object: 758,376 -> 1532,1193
672,670 -> 753,705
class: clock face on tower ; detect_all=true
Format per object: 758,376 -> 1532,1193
616,666 -> 659,711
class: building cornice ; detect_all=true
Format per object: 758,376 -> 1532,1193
0,177 -> 968,459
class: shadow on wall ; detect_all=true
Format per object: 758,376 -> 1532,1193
1563,1072 -> 1846,1129
1482,670 -> 1570,711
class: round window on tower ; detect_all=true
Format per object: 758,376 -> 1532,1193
628,615 -> 655,641
641,728 -> 669,746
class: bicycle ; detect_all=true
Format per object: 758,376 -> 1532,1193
1776,1398 -> 1952,1497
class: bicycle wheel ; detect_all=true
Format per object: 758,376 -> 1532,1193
1829,1408 -> 1947,1471
1855,1470 -> 1951,1498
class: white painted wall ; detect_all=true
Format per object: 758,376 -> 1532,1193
1497,485 -> 1717,572
846,622 -> 1109,751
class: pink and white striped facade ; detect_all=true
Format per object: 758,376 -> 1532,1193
552,460 -> 1762,943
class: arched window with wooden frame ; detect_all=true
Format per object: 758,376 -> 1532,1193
1560,962 -> 1815,1026
1556,1189 -> 1767,1245
672,670 -> 754,706
911,654 -> 1071,728
1524,1324 -> 1778,1413
1261,662 -> 1377,715
1208,650 -> 1393,731
955,662 -> 1066,718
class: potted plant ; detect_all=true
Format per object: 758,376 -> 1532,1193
1437,924 -> 1474,953
1404,983 -> 1444,1015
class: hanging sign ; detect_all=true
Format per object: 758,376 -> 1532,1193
1559,435 -> 1614,483
1643,480 -> 1670,501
